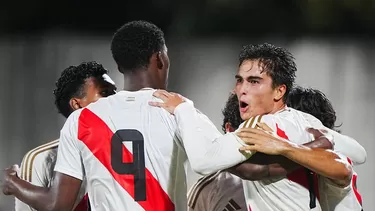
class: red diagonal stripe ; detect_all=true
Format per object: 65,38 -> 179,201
276,124 -> 320,200
77,108 -> 175,211
73,194 -> 89,211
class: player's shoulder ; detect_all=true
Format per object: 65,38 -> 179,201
20,139 -> 59,181
239,114 -> 279,129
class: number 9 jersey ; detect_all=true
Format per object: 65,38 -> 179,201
54,89 -> 188,211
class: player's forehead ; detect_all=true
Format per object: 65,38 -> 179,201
236,59 -> 268,79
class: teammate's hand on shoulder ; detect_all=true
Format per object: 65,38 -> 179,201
2,164 -> 20,195
149,89 -> 185,114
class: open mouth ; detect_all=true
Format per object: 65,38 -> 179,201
239,101 -> 249,112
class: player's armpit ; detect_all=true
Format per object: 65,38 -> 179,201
10,172 -> 82,211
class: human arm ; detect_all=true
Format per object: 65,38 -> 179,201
237,127 -> 352,186
4,169 -> 82,211
228,124 -> 333,180
15,148 -> 52,211
149,90 -> 253,175
3,113 -> 84,211
302,112 -> 367,165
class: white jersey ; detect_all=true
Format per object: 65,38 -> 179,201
184,106 -> 364,211
171,102 -> 322,211
318,154 -> 363,211
54,89 -> 189,211
237,110 -> 325,211
16,140 -> 88,211
187,171 -> 246,211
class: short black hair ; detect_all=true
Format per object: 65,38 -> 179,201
53,61 -> 109,118
222,93 -> 242,132
287,86 -> 338,130
111,20 -> 165,72
239,43 -> 297,102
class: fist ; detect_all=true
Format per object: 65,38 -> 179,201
2,164 -> 19,195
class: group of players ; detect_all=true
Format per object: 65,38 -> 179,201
1,20 -> 367,211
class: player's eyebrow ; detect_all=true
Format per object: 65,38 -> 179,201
247,76 -> 263,80
235,75 -> 242,80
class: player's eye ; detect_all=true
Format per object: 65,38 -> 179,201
249,80 -> 259,84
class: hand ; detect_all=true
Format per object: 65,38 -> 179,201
148,90 -> 185,114
2,164 -> 19,195
237,127 -> 290,155
306,128 -> 333,143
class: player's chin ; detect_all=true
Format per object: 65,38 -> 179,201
240,112 -> 249,121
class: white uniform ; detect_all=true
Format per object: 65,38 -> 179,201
55,89 -> 192,211
186,107 -> 365,211
16,140 -> 88,211
187,171 -> 246,211
174,101 -> 323,210
318,154 -> 363,211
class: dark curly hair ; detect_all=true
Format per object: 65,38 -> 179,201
53,61 -> 109,118
239,43 -> 297,102
111,20 -> 165,72
222,93 -> 243,132
287,86 -> 339,130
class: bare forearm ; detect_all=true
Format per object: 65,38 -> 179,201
266,137 -> 333,175
231,138 -> 333,180
281,143 -> 352,185
11,177 -> 54,211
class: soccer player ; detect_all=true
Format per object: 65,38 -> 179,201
150,43 -> 354,210
3,20 -> 189,211
188,88 -> 365,211
187,93 -> 247,211
15,61 -> 117,211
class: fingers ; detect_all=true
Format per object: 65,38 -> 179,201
152,90 -> 172,101
239,145 -> 257,152
306,128 -> 324,139
148,101 -> 165,107
256,122 -> 273,132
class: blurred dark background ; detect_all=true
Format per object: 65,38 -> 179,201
0,0 -> 374,210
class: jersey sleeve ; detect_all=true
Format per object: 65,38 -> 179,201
54,111 -> 84,180
302,112 -> 367,165
173,101 -> 254,175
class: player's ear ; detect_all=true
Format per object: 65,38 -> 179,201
274,84 -> 286,101
156,51 -> 164,70
225,122 -> 235,132
69,98 -> 82,111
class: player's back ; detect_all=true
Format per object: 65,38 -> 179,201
76,89 -> 187,211
240,109 -> 323,211
188,171 -> 247,211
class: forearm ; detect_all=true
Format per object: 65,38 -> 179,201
281,142 -> 352,185
231,138 -> 333,180
11,177 -> 54,211
175,102 -> 252,175
266,137 -> 334,176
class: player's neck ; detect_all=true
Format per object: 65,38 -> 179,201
270,102 -> 287,114
123,71 -> 164,91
